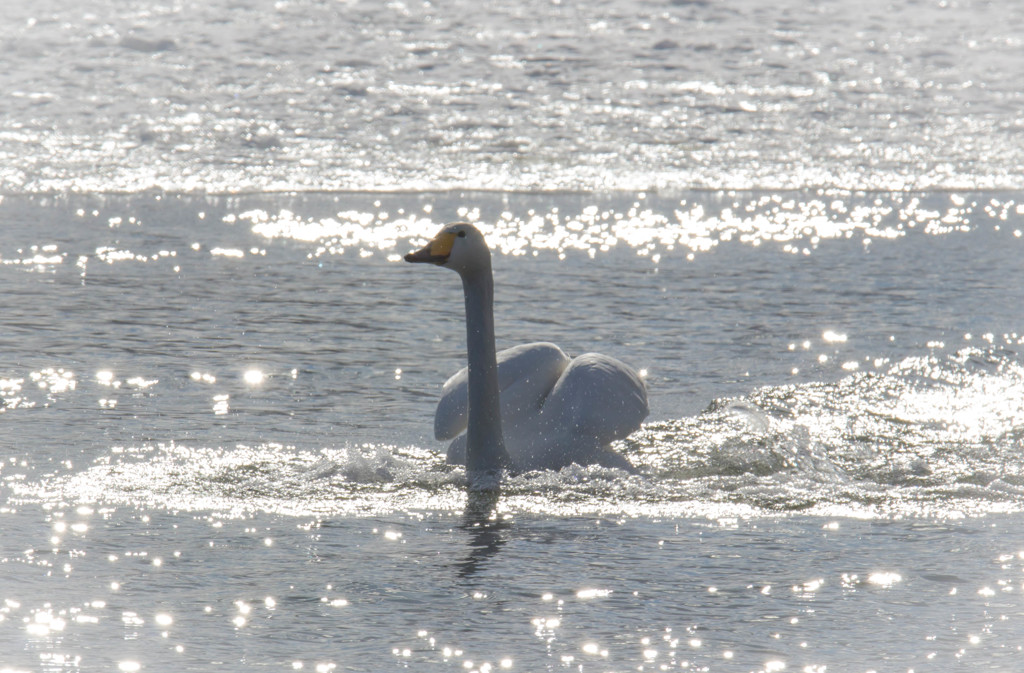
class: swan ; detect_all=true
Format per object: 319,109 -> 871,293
405,222 -> 648,485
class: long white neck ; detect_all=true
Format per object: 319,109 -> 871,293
460,264 -> 513,483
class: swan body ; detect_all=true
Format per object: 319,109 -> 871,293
437,343 -> 646,472
405,222 -> 647,483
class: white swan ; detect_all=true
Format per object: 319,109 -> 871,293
405,222 -> 648,483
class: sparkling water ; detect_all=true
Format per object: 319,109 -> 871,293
2,1 -> 1024,671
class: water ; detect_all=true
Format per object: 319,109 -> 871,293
3,1 -> 1024,672
3,0 -> 1024,193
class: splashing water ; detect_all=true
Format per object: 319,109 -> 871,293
14,347 -> 1022,520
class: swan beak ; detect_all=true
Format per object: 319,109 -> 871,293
404,231 -> 456,265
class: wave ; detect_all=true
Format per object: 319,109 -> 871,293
623,346 -> 1024,517
13,347 -> 1024,519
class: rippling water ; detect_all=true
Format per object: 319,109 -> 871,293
3,189 -> 1024,671
3,0 -> 1024,671
3,0 -> 1024,193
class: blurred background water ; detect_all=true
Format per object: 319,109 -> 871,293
2,1 -> 1024,672
2,0 -> 1024,193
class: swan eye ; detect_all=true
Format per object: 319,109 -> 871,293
457,231 -> 466,238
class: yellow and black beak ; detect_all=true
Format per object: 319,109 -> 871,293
404,231 -> 456,265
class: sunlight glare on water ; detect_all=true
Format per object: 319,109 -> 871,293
1,189 -> 1022,522
2,0 -> 1024,193
2,0 -> 1024,668
7,341 -> 1022,522
240,192 -> 1006,264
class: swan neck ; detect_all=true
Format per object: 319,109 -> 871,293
461,267 -> 511,478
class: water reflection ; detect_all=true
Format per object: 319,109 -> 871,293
456,490 -> 511,578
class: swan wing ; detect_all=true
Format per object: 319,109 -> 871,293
543,353 -> 649,445
434,342 -> 570,441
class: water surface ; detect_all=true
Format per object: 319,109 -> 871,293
3,0 -> 1024,670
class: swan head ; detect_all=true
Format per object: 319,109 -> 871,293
404,222 -> 490,276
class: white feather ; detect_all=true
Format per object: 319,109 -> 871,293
436,342 -> 647,471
